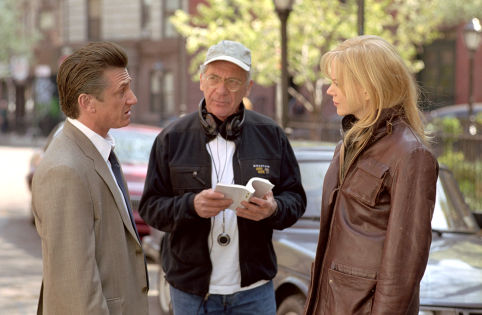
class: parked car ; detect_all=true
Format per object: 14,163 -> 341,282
142,145 -> 482,315
427,103 -> 482,121
426,103 -> 482,136
426,103 -> 482,227
26,122 -> 162,239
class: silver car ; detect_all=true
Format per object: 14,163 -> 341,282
143,145 -> 482,315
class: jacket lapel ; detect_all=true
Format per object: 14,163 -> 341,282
62,121 -> 140,245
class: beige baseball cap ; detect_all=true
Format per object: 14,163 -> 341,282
203,40 -> 251,71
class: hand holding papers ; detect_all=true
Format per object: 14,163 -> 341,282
214,177 -> 274,210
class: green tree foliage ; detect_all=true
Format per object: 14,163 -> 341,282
434,0 -> 482,25
171,0 -> 279,85
170,0 -> 450,117
429,116 -> 482,213
0,0 -> 40,76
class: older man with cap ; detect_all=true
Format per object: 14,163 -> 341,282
139,40 -> 306,314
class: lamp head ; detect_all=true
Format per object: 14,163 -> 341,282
273,0 -> 295,11
464,18 -> 482,52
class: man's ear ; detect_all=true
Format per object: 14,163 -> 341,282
244,80 -> 254,97
199,73 -> 205,92
78,94 -> 96,113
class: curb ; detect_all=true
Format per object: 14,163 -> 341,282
0,133 -> 46,148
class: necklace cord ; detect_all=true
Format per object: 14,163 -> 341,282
207,136 -> 231,246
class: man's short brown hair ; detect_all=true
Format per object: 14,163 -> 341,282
57,41 -> 128,118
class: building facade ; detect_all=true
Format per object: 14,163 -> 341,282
418,22 -> 482,109
22,0 -> 275,129
6,0 -> 481,136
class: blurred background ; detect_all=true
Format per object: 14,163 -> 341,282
0,0 -> 480,211
0,0 -> 480,314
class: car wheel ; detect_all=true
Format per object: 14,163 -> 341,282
277,293 -> 305,315
158,265 -> 173,315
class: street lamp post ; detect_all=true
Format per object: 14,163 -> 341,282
463,17 -> 481,135
357,0 -> 365,35
274,0 -> 294,129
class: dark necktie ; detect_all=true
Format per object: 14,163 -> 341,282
108,150 -> 140,240
109,150 -> 149,288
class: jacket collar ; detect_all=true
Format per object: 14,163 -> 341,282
341,106 -> 404,143
62,120 -> 141,246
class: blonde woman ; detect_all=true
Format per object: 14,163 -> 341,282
304,35 -> 439,315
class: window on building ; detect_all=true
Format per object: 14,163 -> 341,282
162,0 -> 180,38
163,72 -> 175,117
150,67 -> 175,121
417,39 -> 456,110
88,0 -> 101,41
141,0 -> 152,36
150,69 -> 161,113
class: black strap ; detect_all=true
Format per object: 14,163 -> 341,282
108,151 -> 140,240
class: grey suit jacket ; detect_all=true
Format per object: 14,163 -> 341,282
32,120 -> 149,315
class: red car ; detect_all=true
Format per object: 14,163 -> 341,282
27,122 -> 162,239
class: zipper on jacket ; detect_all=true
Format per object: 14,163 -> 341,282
192,171 -> 206,186
315,137 -> 367,311
234,147 -> 241,184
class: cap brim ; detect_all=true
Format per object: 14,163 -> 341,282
204,56 -> 250,71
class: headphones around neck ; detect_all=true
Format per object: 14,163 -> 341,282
198,99 -> 245,141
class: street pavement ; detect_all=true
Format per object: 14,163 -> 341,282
0,134 -> 162,314
0,145 -> 41,315
0,132 -> 45,149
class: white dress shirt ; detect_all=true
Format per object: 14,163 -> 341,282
206,134 -> 267,294
67,118 -> 131,218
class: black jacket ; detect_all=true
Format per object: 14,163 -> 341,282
139,108 -> 306,296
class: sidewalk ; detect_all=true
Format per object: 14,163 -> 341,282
0,132 -> 46,148
0,146 -> 42,315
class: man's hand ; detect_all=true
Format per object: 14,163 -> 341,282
236,191 -> 277,221
194,189 -> 233,218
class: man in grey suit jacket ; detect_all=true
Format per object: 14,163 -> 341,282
32,41 -> 149,314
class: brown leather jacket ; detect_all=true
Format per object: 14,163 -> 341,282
304,109 -> 439,315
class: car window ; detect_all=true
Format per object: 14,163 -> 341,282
298,160 -> 330,218
297,157 -> 479,234
432,168 -> 479,232
110,130 -> 157,164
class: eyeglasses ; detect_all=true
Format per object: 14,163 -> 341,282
203,74 -> 245,92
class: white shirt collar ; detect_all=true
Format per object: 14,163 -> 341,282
67,118 -> 115,162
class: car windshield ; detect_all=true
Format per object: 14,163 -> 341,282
110,129 -> 157,164
298,159 -> 479,233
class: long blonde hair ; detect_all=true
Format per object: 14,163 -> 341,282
321,35 -> 426,149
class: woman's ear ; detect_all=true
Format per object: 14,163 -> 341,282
363,89 -> 370,102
